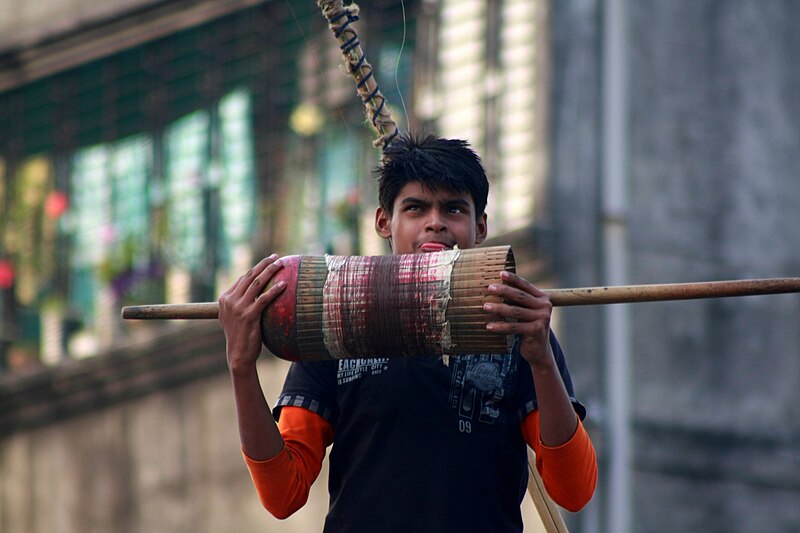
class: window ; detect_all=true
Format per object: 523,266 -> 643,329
0,6 -> 273,369
435,0 -> 548,233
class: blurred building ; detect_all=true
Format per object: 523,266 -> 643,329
0,0 -> 552,531
549,1 -> 800,532
2,0 -> 800,532
0,0 -> 384,369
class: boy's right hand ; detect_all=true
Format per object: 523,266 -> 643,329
218,254 -> 286,374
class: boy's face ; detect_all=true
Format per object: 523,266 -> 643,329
375,181 -> 487,255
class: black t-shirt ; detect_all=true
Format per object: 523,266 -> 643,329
274,333 -> 584,533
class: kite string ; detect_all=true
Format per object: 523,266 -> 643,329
394,0 -> 409,128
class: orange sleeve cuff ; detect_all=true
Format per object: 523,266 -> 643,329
521,410 -> 598,512
242,406 -> 334,519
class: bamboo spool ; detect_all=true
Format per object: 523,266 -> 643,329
259,246 -> 515,361
122,250 -> 800,362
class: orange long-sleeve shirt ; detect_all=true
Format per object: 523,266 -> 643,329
244,405 -> 596,518
521,409 -> 598,512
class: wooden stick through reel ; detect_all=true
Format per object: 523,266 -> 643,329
122,276 -> 800,321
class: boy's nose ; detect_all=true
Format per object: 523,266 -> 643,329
426,211 -> 447,231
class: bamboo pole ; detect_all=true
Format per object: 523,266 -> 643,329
545,277 -> 800,306
121,277 -> 800,320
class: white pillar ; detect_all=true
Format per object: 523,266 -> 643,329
602,0 -> 633,531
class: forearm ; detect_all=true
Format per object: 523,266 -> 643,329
528,344 -> 579,447
219,254 -> 288,460
230,362 -> 284,461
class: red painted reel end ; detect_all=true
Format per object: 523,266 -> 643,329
260,255 -> 303,361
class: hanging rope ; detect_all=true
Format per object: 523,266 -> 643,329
316,0 -> 400,158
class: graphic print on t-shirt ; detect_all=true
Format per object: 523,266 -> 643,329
336,358 -> 391,385
448,354 -> 517,432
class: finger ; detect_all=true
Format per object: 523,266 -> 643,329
222,266 -> 260,297
489,283 -> 544,309
483,301 -> 542,322
484,307 -> 550,337
220,275 -> 241,298
224,276 -> 287,323
244,257 -> 285,301
232,254 -> 279,297
500,270 -> 547,298
493,272 -> 552,306
255,279 -> 287,306
485,319 -> 522,335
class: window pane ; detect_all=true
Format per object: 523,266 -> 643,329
218,89 -> 256,267
71,146 -> 111,268
111,135 -> 151,262
165,111 -> 209,270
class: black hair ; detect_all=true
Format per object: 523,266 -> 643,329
376,131 -> 489,219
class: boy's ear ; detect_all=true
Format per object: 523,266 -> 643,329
375,207 -> 392,239
475,213 -> 488,245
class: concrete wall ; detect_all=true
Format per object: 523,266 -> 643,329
550,1 -> 800,531
0,330 -> 330,533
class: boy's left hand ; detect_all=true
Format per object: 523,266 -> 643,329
484,270 -> 554,367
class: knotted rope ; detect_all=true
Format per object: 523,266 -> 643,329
317,0 -> 400,158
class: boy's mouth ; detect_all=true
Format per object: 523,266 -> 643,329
418,242 -> 452,253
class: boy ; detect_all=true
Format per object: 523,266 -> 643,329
218,133 -> 597,532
